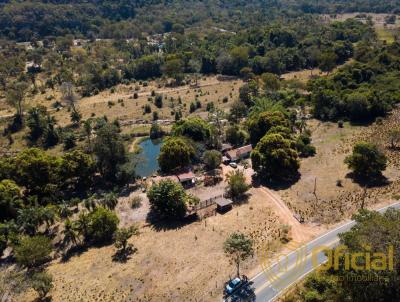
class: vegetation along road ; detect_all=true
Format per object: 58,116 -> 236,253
252,202 -> 400,302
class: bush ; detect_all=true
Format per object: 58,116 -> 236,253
345,142 -> 387,181
150,123 -> 163,139
87,207 -> 119,243
31,272 -> 53,299
226,170 -> 249,198
152,111 -> 159,121
202,150 -> 222,170
147,180 -> 188,219
14,236 -> 52,268
63,131 -> 77,150
155,94 -> 163,108
144,104 -> 151,114
131,196 -> 142,209
189,102 -> 196,113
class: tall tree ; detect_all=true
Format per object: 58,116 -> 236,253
251,133 -> 300,181
92,123 -> 127,181
6,81 -> 29,118
158,137 -> 194,173
224,232 -> 254,277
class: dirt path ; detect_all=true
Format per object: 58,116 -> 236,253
257,187 -> 308,243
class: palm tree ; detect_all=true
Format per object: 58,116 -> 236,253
249,97 -> 285,118
58,202 -> 72,219
17,207 -> 42,235
84,196 -> 96,211
41,206 -> 57,230
62,219 -> 79,247
75,212 -> 90,239
99,192 -> 118,210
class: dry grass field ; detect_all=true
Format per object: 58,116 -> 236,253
13,187 -> 292,302
278,109 -> 400,225
0,76 -> 242,125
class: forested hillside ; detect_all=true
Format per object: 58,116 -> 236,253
0,0 -> 399,40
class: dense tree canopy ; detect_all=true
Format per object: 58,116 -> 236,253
310,42 -> 400,122
247,111 -> 289,145
0,179 -> 23,222
172,117 -> 211,142
251,133 -> 300,181
92,123 -> 128,182
147,179 -> 189,219
158,137 -> 194,172
202,150 -> 222,170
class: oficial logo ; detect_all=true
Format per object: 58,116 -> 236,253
258,242 -> 395,291
258,241 -> 308,291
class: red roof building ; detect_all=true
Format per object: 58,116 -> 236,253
226,144 -> 253,161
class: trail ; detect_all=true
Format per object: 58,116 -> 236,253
259,187 -> 306,243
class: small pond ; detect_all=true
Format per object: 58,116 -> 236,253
135,138 -> 163,177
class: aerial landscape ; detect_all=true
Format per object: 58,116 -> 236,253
0,0 -> 400,301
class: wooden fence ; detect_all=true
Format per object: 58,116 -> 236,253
188,194 -> 225,214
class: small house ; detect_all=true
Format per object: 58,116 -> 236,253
176,171 -> 196,187
226,144 -> 253,162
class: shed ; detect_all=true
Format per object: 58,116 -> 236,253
215,197 -> 233,212
177,171 -> 196,186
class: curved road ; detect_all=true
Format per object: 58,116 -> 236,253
252,201 -> 400,302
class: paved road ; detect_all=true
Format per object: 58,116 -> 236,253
252,202 -> 400,302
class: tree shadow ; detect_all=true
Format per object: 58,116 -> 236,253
145,211 -> 198,231
116,184 -> 140,198
388,145 -> 400,152
348,119 -> 375,127
112,245 -> 137,263
224,280 -> 256,301
33,297 -> 52,302
345,172 -> 390,188
232,193 -> 251,205
251,172 -> 301,190
60,244 -> 88,262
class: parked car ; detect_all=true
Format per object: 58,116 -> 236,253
229,162 -> 238,168
225,277 -> 242,294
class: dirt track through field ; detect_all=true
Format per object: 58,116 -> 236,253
259,187 -> 307,243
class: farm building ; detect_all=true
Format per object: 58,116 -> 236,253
176,171 -> 196,187
226,144 -> 252,162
